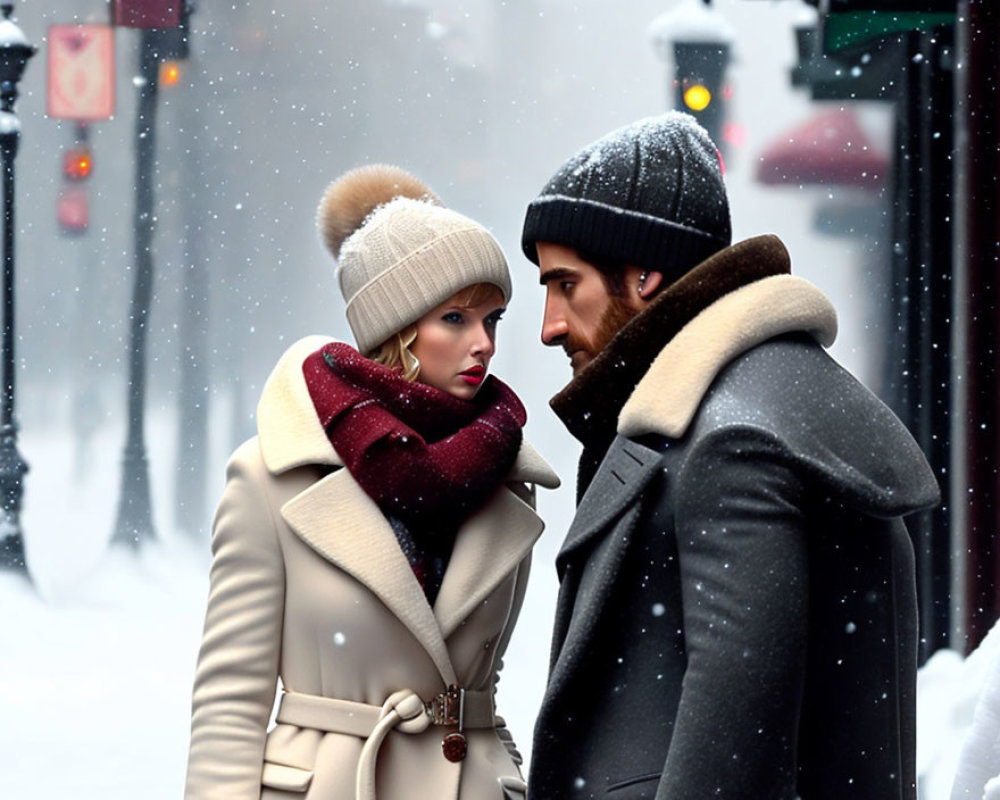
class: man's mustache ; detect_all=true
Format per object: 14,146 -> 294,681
561,336 -> 588,360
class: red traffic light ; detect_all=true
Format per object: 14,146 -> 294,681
63,147 -> 92,180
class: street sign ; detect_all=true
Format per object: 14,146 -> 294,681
823,11 -> 955,53
827,1 -> 957,10
113,0 -> 182,29
47,25 -> 114,121
779,0 -> 956,7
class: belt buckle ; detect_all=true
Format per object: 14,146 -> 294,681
426,683 -> 464,727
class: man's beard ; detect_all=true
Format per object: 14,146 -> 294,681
566,294 -> 638,377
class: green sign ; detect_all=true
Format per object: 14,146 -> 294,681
823,11 -> 955,53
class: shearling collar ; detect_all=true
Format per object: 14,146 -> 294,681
619,275 -> 837,439
256,335 -> 560,489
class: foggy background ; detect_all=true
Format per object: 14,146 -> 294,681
18,0 -> 891,589
3,0 -> 947,797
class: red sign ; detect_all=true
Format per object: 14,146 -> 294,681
58,186 -> 89,234
48,25 -> 114,121
113,0 -> 182,29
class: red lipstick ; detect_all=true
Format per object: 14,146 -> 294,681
459,365 -> 486,386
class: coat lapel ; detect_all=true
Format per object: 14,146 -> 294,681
280,469 -> 458,686
558,437 -> 663,565
434,484 -> 545,639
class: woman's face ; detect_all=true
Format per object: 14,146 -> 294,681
411,286 -> 506,400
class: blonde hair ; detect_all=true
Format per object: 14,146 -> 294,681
368,325 -> 420,381
366,282 -> 504,382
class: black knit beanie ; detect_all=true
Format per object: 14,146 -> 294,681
522,112 -> 732,283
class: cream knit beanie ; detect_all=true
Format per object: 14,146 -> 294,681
317,164 -> 512,354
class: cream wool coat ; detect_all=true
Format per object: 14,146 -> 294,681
184,335 -> 559,800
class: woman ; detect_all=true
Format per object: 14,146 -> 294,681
183,165 -> 559,800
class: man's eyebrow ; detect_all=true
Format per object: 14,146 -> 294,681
539,267 -> 576,286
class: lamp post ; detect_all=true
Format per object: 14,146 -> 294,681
112,26 -> 160,547
0,2 -> 33,573
111,1 -> 193,548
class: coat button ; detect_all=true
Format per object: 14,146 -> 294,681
442,732 -> 468,762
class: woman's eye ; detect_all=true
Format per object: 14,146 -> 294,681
485,310 -> 505,327
442,311 -> 464,324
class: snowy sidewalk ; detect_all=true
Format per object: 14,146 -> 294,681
0,400 -> 214,799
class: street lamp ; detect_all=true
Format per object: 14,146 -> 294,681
111,2 -> 189,547
649,0 -> 734,149
111,26 -> 160,548
0,1 -> 34,573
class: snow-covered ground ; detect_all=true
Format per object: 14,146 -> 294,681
920,629 -> 1000,800
0,388 -> 997,799
0,396 -> 216,799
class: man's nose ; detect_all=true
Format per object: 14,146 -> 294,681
541,299 -> 568,346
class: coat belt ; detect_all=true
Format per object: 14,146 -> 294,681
275,688 -> 495,800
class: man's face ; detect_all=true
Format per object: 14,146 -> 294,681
537,242 -> 638,377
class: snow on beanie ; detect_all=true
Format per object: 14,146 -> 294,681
521,112 -> 732,283
318,164 -> 512,354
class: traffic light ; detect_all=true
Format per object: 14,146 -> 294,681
59,140 -> 91,234
673,40 -> 730,147
63,146 -> 92,181
160,60 -> 181,87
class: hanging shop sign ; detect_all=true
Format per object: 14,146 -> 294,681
47,25 -> 114,121
112,0 -> 182,29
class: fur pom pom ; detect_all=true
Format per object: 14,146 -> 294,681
317,164 -> 440,259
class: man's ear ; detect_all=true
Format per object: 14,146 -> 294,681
623,265 -> 664,301
638,270 -> 663,300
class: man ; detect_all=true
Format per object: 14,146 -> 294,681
522,113 -> 939,799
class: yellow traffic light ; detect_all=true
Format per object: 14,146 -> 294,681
683,84 -> 712,112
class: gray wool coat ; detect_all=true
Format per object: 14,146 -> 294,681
528,275 -> 939,800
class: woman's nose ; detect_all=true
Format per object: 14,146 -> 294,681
471,324 -> 494,357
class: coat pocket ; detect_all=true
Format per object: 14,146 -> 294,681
261,761 -> 314,793
499,775 -> 526,799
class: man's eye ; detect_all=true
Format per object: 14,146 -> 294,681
560,281 -> 575,293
